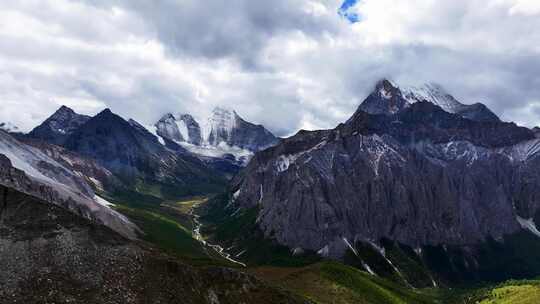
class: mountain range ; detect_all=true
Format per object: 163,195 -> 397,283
3,79 -> 540,302
152,107 -> 279,168
215,79 -> 540,286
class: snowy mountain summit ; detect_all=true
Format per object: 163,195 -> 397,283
358,79 -> 500,122
153,107 -> 278,165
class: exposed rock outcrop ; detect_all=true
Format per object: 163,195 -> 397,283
360,80 -> 500,122
154,107 -> 279,168
0,129 -> 138,239
63,109 -> 225,198
229,81 -> 539,260
27,105 -> 91,145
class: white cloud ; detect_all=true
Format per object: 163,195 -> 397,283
494,0 -> 540,15
0,0 -> 540,134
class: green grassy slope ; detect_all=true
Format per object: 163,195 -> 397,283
199,192 -> 321,267
100,187 -> 540,304
444,280 -> 540,304
102,190 -> 233,266
251,261 -> 440,304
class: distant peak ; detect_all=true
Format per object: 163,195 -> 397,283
53,105 -> 76,115
96,108 -> 114,117
178,113 -> 197,122
375,78 -> 397,90
159,113 -> 175,121
210,107 -> 240,124
373,78 -> 401,101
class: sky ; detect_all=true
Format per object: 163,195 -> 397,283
1,0 -> 540,136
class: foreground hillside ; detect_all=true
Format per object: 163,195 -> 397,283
0,184 -> 305,304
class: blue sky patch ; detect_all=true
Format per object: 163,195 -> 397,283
338,0 -> 360,23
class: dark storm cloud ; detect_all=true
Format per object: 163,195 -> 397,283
81,0 -> 340,69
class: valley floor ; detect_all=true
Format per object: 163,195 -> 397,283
108,191 -> 540,304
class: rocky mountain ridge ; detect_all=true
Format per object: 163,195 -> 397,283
62,108 -> 225,198
0,129 -> 138,239
28,105 -> 91,145
359,80 -> 501,122
227,79 -> 540,265
153,107 -> 279,166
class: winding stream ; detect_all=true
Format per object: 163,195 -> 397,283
189,203 -> 247,267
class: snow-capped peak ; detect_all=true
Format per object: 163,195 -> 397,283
401,83 -> 464,114
205,107 -> 239,146
357,79 -> 500,122
376,79 -> 400,100
151,106 -> 278,166
155,113 -> 202,145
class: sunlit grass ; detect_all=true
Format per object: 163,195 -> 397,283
478,282 -> 540,304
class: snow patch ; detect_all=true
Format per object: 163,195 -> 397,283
274,140 -> 328,174
362,262 -> 377,276
317,245 -> 329,257
502,139 -> 540,162
379,87 -> 392,99
402,83 -> 464,114
94,195 -> 115,207
516,216 -> 540,238
259,185 -> 264,204
175,119 -> 190,142
342,237 -> 358,256
275,155 -> 295,172
203,107 -> 237,146
233,189 -> 241,200
178,141 -> 253,165
145,125 -> 166,146
88,177 -> 104,191
0,135 -> 57,183
368,241 -> 412,287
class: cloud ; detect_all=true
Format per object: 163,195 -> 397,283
0,0 -> 539,135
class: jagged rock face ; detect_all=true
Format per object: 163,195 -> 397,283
360,80 -> 500,122
0,185 -> 302,304
231,98 -> 540,259
0,131 -> 138,239
27,105 -> 91,145
156,113 -> 202,145
156,107 -> 278,152
63,109 -> 225,196
348,102 -> 532,148
21,138 -> 123,193
455,102 -> 500,122
153,107 -> 279,173
357,80 -> 408,115
181,114 -> 203,145
0,129 -> 94,198
209,107 -> 279,152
